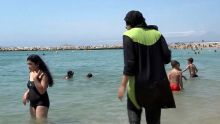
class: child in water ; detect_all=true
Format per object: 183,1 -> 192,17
64,70 -> 74,80
183,58 -> 198,78
87,73 -> 93,78
168,60 -> 183,91
177,63 -> 187,81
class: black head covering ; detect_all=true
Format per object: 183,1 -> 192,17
124,10 -> 147,28
67,70 -> 74,76
87,73 -> 93,78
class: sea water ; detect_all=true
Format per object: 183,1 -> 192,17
0,49 -> 220,124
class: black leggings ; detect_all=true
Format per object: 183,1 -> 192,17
192,74 -> 198,78
127,97 -> 161,124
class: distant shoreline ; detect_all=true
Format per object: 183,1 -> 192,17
169,41 -> 220,49
0,41 -> 220,51
0,45 -> 123,51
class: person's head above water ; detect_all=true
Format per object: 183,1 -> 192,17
27,54 -> 54,87
171,60 -> 180,69
67,70 -> 74,78
87,73 -> 93,78
124,10 -> 158,30
188,58 -> 194,64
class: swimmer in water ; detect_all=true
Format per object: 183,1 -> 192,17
182,58 -> 198,78
87,73 -> 93,78
64,70 -> 74,80
168,60 -> 183,91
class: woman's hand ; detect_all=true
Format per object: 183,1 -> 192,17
33,70 -> 44,81
22,92 -> 29,105
118,85 -> 126,101
118,75 -> 129,101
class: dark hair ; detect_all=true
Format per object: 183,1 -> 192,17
171,60 -> 180,68
124,10 -> 147,28
67,70 -> 74,77
27,54 -> 54,87
188,58 -> 193,63
87,73 -> 93,78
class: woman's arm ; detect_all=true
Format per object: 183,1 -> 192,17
24,89 -> 29,94
118,35 -> 136,101
123,36 -> 136,76
118,75 -> 129,100
33,74 -> 49,95
22,89 -> 29,105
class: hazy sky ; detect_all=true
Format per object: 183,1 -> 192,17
0,0 -> 219,47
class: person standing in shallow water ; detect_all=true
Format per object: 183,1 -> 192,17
168,60 -> 183,91
182,58 -> 198,78
118,10 -> 175,124
22,54 -> 54,122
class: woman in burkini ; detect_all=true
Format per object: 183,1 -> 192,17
22,54 -> 53,122
168,60 -> 183,91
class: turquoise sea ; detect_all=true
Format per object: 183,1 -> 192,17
0,49 -> 220,124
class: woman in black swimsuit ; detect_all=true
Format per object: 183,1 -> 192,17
22,54 -> 54,122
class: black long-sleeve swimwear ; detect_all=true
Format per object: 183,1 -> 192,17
123,26 -> 175,109
27,81 -> 50,109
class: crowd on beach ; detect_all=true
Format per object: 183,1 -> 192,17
172,42 -> 218,50
0,42 -> 219,52
169,42 -> 220,49
169,42 -> 219,56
